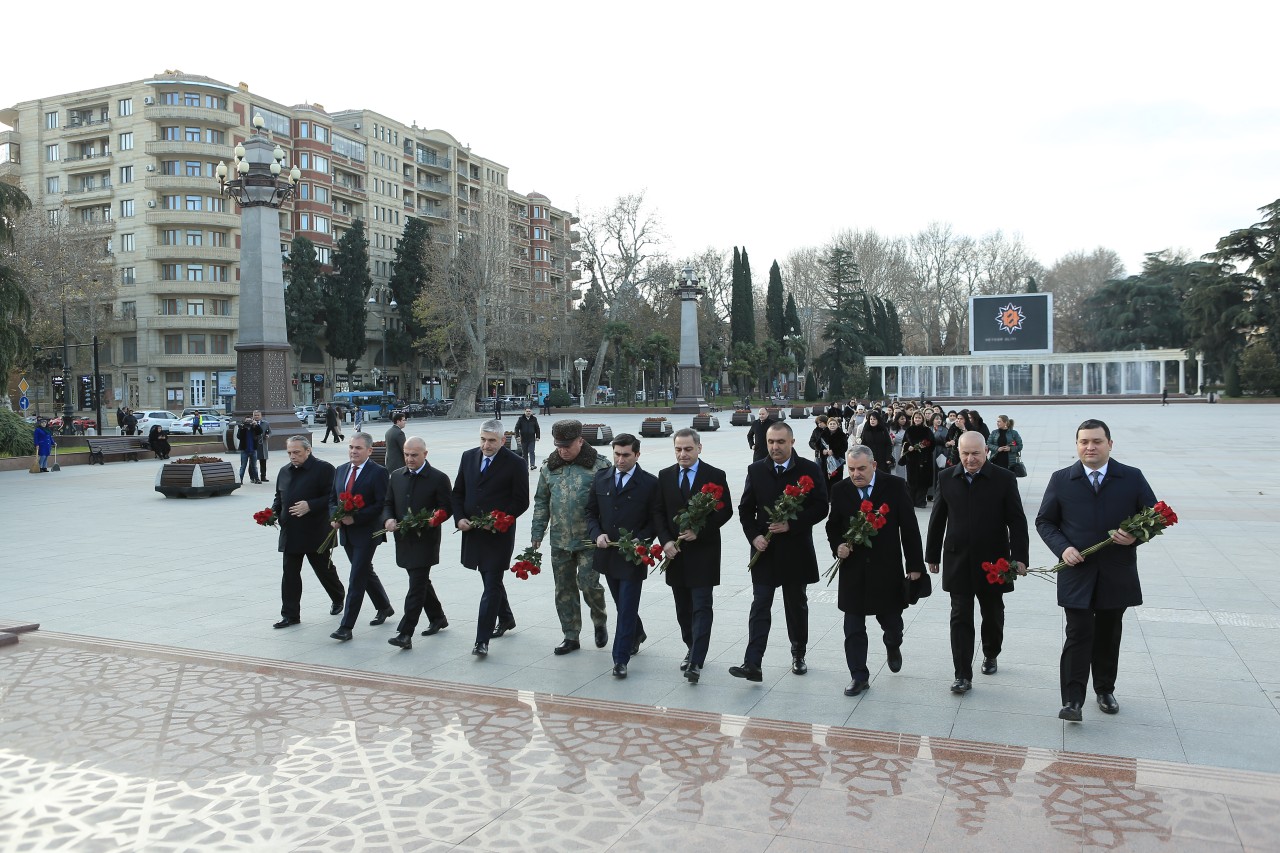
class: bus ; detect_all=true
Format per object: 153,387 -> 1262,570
330,390 -> 398,419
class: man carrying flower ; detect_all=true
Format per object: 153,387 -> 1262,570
1036,419 -> 1158,722
730,421 -> 830,682
328,432 -> 394,641
269,436 -> 346,629
826,445 -> 924,698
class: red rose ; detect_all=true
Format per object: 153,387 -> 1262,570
649,543 -> 664,557
353,494 -> 366,509
635,545 -> 646,555
860,500 -> 873,513
702,483 -> 724,499
878,503 -> 890,516
715,502 -> 725,511
797,476 -> 815,493
784,484 -> 801,497
530,566 -> 540,575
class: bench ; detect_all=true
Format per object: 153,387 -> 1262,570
85,436 -> 148,465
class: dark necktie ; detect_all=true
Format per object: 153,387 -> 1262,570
616,472 -> 625,492
860,487 -> 869,501
481,456 -> 490,474
681,467 -> 692,501
1091,470 -> 1101,492
775,465 -> 785,477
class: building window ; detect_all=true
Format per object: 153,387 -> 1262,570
314,185 -> 329,204
210,299 -> 230,316
208,196 -> 226,213
118,98 -> 133,117
164,335 -> 183,355
184,127 -> 201,142
45,111 -> 59,130
160,298 -> 179,315
204,95 -> 226,110
162,195 -> 180,210
314,215 -> 330,234
123,337 -> 138,362
120,233 -> 135,252
185,195 -> 202,211
211,334 -> 229,354
161,92 -> 180,106
121,267 -> 136,285
119,132 -> 134,151
185,230 -> 202,246
120,200 -> 134,218
205,129 -> 224,145
119,165 -> 133,184
162,126 -> 180,141
251,106 -> 291,136
312,154 -> 329,173
298,183 -> 310,200
162,264 -> 180,280
46,177 -> 60,194
314,125 -> 329,144
47,209 -> 60,226
160,160 -> 179,176
188,334 -> 206,354
298,120 -> 309,138
210,231 -> 228,247
120,301 -> 136,319
298,213 -> 310,231
187,265 -> 204,282
46,144 -> 59,162
184,160 -> 202,177
162,230 -> 180,245
187,300 -> 205,316
184,92 -> 201,107
209,265 -> 228,282
316,247 -> 331,265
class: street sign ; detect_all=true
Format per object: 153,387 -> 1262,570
19,396 -> 30,410
18,378 -> 29,394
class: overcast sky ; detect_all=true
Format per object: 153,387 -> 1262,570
5,2 -> 1278,279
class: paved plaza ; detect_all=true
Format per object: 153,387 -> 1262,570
2,402 -> 1279,850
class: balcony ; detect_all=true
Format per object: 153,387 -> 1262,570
146,210 -> 240,229
150,280 -> 239,297
63,116 -> 111,136
416,180 -> 449,197
106,314 -> 137,332
146,246 -> 240,263
144,353 -> 238,369
414,153 -> 450,172
0,162 -> 19,179
418,207 -> 450,221
66,181 -> 113,200
145,104 -> 239,127
145,141 -> 231,159
147,314 -> 239,331
62,149 -> 112,163
145,175 -> 217,193
332,178 -> 366,197
0,129 -> 18,146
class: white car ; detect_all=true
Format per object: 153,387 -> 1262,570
170,414 -> 227,434
133,410 -> 182,432
295,405 -> 317,424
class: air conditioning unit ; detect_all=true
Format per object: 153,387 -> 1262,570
143,96 -> 155,106
353,122 -> 361,129
147,201 -> 156,208
145,165 -> 155,172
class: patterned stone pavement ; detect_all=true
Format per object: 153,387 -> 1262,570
2,631 -> 1277,851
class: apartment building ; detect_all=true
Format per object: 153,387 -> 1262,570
0,71 -> 579,412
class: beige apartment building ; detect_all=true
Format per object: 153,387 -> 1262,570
0,71 -> 579,414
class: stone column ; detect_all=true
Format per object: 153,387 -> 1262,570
671,275 -> 708,414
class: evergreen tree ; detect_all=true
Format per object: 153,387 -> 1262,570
388,217 -> 433,363
729,246 -> 756,347
1026,275 -> 1039,293
784,292 -> 805,370
803,370 -> 818,402
325,219 -> 372,378
765,260 -> 785,343
0,184 -> 32,393
283,236 -> 326,360
740,247 -> 755,341
817,247 -> 862,397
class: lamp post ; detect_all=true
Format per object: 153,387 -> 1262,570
574,357 -> 588,408
368,296 -> 397,416
216,112 -> 301,447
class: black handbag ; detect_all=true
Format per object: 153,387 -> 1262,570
1010,460 -> 1027,478
905,571 -> 932,605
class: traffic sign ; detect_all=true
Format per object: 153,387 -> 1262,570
19,396 -> 29,410
18,378 -> 29,394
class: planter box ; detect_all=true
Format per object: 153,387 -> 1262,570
155,460 -> 241,498
790,406 -> 811,419
582,424 -> 613,446
370,446 -> 387,467
640,419 -> 673,438
730,409 -> 754,426
692,414 -> 720,432
766,407 -> 785,421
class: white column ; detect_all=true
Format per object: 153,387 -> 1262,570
1178,359 -> 1186,395
1101,362 -> 1108,395
1197,354 -> 1205,393
1032,362 -> 1041,396
1159,360 -> 1166,397
1002,364 -> 1009,397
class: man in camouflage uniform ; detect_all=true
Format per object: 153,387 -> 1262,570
530,419 -> 613,655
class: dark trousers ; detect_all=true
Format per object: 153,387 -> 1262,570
844,610 -> 904,681
672,585 -> 714,667
281,551 -> 346,621
257,455 -> 269,480
1061,606 -> 1125,705
476,567 -> 513,645
605,576 -> 645,666
744,582 -> 809,667
322,423 -> 341,443
338,538 -> 390,630
396,565 -> 445,634
520,438 -> 537,468
949,589 -> 1005,680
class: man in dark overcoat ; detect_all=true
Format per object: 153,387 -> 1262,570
746,407 -> 778,462
270,436 -> 346,628
452,419 -> 530,657
827,445 -> 924,697
1036,418 -> 1156,722
586,433 -> 664,678
383,411 -> 407,473
329,432 -> 394,640
730,421 -> 830,682
657,428 -> 733,683
381,436 -> 453,649
926,431 -> 1030,694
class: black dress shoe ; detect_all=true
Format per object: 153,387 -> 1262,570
950,678 -> 972,694
631,630 -> 647,656
729,664 -> 763,682
613,663 -> 628,678
553,639 -> 581,655
981,658 -> 997,675
330,628 -> 353,641
680,652 -> 691,672
388,633 -> 412,650
1096,693 -> 1120,714
791,656 -> 808,675
491,619 -> 516,638
684,664 -> 701,684
273,618 -> 299,629
594,624 -> 608,648
1059,701 -> 1083,721
844,680 -> 870,697
330,603 -> 343,616
887,646 -> 903,673
369,607 -> 395,626
472,643 -> 488,656
420,617 -> 448,636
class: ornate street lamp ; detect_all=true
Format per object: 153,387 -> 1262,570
368,296 -> 398,416
574,357 -> 588,408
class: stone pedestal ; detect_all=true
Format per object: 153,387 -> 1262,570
671,280 -> 708,415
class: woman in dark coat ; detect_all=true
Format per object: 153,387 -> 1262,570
966,409 -> 991,440
928,412 -> 949,499
808,415 -> 830,466
902,411 -> 935,508
944,410 -> 967,466
147,424 -> 171,459
824,417 -> 849,486
858,410 -> 893,473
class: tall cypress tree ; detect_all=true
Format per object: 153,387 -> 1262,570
325,219 -> 372,378
740,247 -> 755,343
730,245 -> 756,347
766,260 -> 785,343
388,217 -> 432,364
784,292 -> 804,369
283,235 -> 326,360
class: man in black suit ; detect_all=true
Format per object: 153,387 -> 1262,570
381,436 -> 453,649
270,436 -> 346,628
1036,419 -> 1157,722
730,421 -> 830,682
452,419 -> 530,657
329,432 -> 394,641
383,411 -> 407,473
746,407 -> 777,462
657,428 -> 733,683
926,431 -> 1030,694
827,445 -> 925,697
586,433 -> 664,678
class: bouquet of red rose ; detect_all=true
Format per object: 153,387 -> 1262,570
318,490 -> 366,552
656,482 -> 727,574
983,558 -> 1018,585
1026,500 -> 1179,577
510,545 -> 543,580
906,438 -> 932,454
823,499 -> 890,585
748,474 -> 817,569
252,507 -> 278,528
373,507 -> 450,539
603,528 -> 664,569
456,508 -> 517,534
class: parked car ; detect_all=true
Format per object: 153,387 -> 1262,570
294,405 -> 317,424
133,411 -> 182,432
48,416 -> 99,433
181,407 -> 226,418
170,414 -> 227,434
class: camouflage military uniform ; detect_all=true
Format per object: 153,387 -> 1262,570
530,423 -> 612,641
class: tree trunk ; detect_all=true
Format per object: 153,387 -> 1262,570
449,370 -> 481,419
585,334 -> 610,406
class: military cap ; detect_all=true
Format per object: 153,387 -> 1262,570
552,419 -> 583,446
